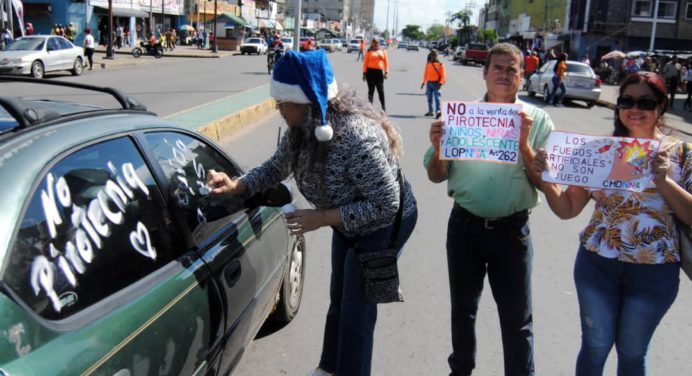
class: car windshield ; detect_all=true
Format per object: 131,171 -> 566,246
300,38 -> 310,42
247,38 -> 261,43
6,38 -> 44,51
350,39 -> 359,44
566,63 -> 593,74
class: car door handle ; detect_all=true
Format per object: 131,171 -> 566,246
224,260 -> 242,288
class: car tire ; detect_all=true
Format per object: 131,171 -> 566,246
71,57 -> 83,76
31,61 -> 44,79
527,81 -> 536,97
543,85 -> 551,103
271,236 -> 305,323
586,100 -> 595,108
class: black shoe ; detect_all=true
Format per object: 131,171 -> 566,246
424,112 -> 433,116
436,111 -> 442,119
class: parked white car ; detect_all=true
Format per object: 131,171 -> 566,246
0,35 -> 84,79
318,39 -> 341,52
527,60 -> 602,107
281,37 -> 294,51
240,38 -> 268,55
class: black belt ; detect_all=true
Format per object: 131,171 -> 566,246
453,203 -> 528,230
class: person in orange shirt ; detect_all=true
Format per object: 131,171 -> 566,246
420,49 -> 446,117
548,53 -> 568,106
523,50 -> 540,91
357,39 -> 365,61
362,38 -> 389,111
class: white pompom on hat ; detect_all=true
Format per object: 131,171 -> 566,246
270,49 -> 338,141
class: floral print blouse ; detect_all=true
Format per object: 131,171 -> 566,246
580,140 -> 691,264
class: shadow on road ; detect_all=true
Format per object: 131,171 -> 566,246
396,92 -> 425,96
388,114 -> 418,119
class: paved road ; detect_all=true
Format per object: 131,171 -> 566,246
225,49 -> 692,376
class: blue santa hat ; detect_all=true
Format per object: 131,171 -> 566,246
270,49 -> 338,142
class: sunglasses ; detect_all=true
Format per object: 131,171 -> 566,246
616,96 -> 659,111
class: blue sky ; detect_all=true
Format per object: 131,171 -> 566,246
373,0 -> 484,35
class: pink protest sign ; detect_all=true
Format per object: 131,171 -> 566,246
440,101 -> 522,164
542,131 -> 660,192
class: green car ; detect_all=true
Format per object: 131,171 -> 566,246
0,77 -> 305,375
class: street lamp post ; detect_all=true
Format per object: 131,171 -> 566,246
106,0 -> 115,59
648,0 -> 660,52
293,0 -> 301,51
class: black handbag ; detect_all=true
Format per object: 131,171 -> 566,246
676,142 -> 692,280
356,169 -> 406,304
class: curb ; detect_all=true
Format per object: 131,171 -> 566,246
197,99 -> 276,142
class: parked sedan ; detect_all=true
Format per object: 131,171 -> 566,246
347,39 -> 360,53
240,37 -> 268,55
0,76 -> 306,375
406,43 -> 419,51
0,35 -> 84,79
317,39 -> 339,52
527,60 -> 602,107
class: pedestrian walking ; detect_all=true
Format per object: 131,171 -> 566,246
115,25 -> 123,49
531,71 -> 691,376
424,42 -> 555,376
206,50 -> 418,376
356,39 -> 365,61
25,22 -> 33,36
83,28 -> 95,70
523,50 -> 539,91
548,53 -> 567,106
662,56 -> 681,108
363,38 -> 389,112
1,27 -> 11,49
684,59 -> 692,111
421,49 -> 446,117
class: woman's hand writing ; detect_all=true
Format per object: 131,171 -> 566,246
207,169 -> 246,195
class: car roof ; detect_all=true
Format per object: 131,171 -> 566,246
0,78 -> 172,261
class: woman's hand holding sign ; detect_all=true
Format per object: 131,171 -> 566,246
651,151 -> 671,185
427,119 -> 449,183
429,120 -> 444,155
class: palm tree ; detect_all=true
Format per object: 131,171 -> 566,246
450,9 -> 473,44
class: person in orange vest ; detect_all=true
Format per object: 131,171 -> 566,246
356,39 -> 365,61
523,50 -> 540,91
304,37 -> 315,51
362,38 -> 388,111
421,49 -> 446,117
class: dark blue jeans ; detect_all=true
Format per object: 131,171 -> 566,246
574,246 -> 679,376
319,209 -> 418,376
446,204 -> 534,376
549,75 -> 566,105
426,82 -> 442,113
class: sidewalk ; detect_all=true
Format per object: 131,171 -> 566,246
90,44 -> 234,69
597,84 -> 692,137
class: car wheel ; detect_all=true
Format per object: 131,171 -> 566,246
31,61 -> 44,79
543,85 -> 551,103
586,100 -> 595,108
71,57 -> 83,76
271,235 -> 305,323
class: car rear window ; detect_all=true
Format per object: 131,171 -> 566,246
566,63 -> 593,74
247,38 -> 261,43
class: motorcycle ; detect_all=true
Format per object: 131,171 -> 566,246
267,47 -> 285,74
132,41 -> 163,59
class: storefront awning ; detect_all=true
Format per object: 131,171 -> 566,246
222,13 -> 250,27
257,19 -> 273,28
92,5 -> 149,18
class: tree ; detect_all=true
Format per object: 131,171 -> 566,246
426,24 -> 444,41
401,24 -> 424,41
450,9 -> 474,44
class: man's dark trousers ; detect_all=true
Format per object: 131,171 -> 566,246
446,204 -> 535,376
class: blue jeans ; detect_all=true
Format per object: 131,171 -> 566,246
319,209 -> 418,375
549,75 -> 566,105
574,246 -> 679,376
446,204 -> 534,376
426,82 -> 442,113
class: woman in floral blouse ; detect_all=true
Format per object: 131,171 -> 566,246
532,71 -> 692,375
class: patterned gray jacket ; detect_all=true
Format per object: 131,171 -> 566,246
241,113 -> 416,236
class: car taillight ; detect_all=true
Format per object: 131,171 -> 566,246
595,78 -> 602,87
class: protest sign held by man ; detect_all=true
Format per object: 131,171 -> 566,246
424,42 -> 555,376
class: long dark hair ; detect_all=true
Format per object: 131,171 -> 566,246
613,71 -> 669,137
286,86 -> 403,176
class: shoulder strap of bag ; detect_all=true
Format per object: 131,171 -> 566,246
388,169 -> 405,249
431,62 -> 441,81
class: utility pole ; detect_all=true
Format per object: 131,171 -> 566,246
162,0 -> 165,34
106,0 -> 114,58
648,0 -> 660,51
212,0 -> 218,52
385,0 -> 390,37
293,0 -> 302,51
149,0 -> 154,35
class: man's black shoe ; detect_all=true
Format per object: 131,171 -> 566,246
424,112 -> 433,116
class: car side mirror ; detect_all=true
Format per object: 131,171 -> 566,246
245,182 -> 292,208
